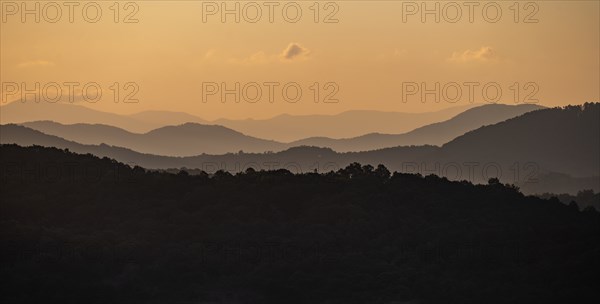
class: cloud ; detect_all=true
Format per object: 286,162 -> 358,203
280,43 -> 310,60
17,60 -> 55,68
450,46 -> 496,62
228,51 -> 269,65
199,43 -> 311,66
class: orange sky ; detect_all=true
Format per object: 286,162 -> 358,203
1,0 -> 599,120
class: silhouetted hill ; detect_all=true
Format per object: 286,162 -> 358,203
144,123 -> 285,155
441,103 -> 600,177
0,124 -> 190,168
20,121 -> 286,156
290,104 -> 543,151
1,145 -> 599,303
1,124 -> 86,149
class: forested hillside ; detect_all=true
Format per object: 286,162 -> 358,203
1,145 -> 599,303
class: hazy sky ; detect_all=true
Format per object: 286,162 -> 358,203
1,1 -> 598,119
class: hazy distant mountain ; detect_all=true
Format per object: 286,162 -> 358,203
0,101 -> 157,132
129,110 -> 207,126
290,104 -> 544,151
20,121 -> 136,145
140,123 -> 284,155
20,122 -> 286,156
3,103 -> 598,193
0,124 -> 175,167
1,124 -> 85,151
1,100 -> 479,139
20,104 -> 540,155
213,104 -> 480,141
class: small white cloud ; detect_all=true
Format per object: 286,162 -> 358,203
450,46 -> 496,62
280,43 -> 310,61
202,43 -> 311,66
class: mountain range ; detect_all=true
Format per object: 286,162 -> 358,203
16,104 -> 543,155
1,100 -> 481,141
2,103 -> 598,194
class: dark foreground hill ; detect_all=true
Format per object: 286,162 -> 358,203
1,145 -> 599,303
